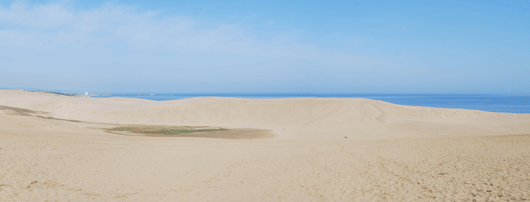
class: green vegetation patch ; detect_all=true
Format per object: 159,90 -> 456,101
0,105 -> 48,116
107,125 -> 271,139
110,126 -> 227,135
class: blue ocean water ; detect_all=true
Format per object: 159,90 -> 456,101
88,93 -> 530,114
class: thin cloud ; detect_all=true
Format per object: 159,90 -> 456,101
0,1 -> 397,93
0,1 -> 371,61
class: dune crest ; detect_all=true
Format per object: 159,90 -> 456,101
2,89 -> 530,201
1,90 -> 529,140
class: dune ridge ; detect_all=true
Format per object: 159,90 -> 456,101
1,89 -> 530,201
1,89 -> 529,140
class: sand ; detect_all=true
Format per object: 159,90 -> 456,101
1,89 -> 529,201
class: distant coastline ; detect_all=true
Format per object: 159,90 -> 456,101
3,89 -> 529,114
2,89 -> 529,114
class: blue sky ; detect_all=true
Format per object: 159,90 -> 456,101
0,0 -> 529,94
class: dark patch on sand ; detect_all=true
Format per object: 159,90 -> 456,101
106,125 -> 272,139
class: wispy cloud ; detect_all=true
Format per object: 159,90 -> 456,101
1,1 -> 527,94
0,2 -> 198,49
0,1 -> 397,93
0,1 -> 375,60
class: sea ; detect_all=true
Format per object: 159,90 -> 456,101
83,93 -> 530,114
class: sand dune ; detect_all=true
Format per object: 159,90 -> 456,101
1,89 -> 529,201
1,89 -> 529,140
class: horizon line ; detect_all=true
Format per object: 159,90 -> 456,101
3,89 -> 530,97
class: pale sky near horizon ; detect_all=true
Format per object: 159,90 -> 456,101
0,0 -> 529,94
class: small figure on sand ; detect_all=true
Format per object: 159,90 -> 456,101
344,136 -> 347,140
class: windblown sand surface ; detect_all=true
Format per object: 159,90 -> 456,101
1,89 -> 529,201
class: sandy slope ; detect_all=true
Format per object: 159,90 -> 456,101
1,89 -> 529,201
2,90 -> 529,140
